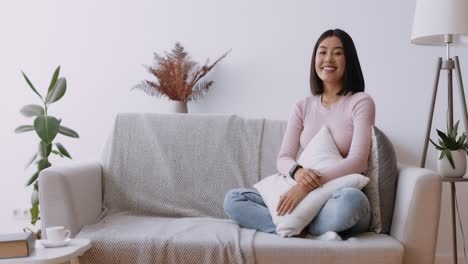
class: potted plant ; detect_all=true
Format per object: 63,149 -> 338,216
430,120 -> 468,177
15,66 -> 79,233
132,42 -> 230,113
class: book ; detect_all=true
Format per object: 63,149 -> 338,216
0,232 -> 35,259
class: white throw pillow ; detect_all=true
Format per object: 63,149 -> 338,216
254,126 -> 370,237
297,126 -> 342,170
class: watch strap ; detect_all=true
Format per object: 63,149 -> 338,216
289,164 -> 303,179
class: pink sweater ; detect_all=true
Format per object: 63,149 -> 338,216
277,92 -> 375,183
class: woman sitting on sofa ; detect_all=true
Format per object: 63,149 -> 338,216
224,28 -> 375,237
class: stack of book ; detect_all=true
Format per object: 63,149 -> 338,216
0,232 -> 35,259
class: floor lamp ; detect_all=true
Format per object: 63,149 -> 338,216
412,1 -> 468,263
414,1 -> 468,168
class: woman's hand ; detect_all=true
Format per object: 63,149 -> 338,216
276,184 -> 309,216
295,168 -> 322,191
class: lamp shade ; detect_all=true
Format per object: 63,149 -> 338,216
411,0 -> 468,45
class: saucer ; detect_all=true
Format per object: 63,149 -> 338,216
40,238 -> 72,248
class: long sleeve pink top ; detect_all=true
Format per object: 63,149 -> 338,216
277,92 -> 375,183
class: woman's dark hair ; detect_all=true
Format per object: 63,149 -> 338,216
309,29 -> 364,95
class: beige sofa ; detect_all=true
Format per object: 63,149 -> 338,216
39,113 -> 441,264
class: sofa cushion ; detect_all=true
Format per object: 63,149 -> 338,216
363,126 -> 398,234
253,231 -> 404,264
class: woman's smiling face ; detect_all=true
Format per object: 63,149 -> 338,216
315,36 -> 345,85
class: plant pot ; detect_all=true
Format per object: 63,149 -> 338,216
170,101 -> 188,113
437,149 -> 467,178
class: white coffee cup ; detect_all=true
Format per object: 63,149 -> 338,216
46,226 -> 71,242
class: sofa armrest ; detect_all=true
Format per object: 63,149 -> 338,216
39,161 -> 103,237
390,163 -> 442,264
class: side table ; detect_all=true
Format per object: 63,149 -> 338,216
442,177 -> 468,264
0,238 -> 91,264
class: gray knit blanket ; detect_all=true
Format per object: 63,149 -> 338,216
77,113 -> 265,264
78,214 -> 256,264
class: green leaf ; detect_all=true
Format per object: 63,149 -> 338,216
25,153 -> 38,168
459,133 -> 466,146
15,125 -> 35,133
45,78 -> 66,104
51,150 -> 64,157
38,141 -> 52,158
36,158 -> 51,171
440,150 -> 446,160
430,138 -> 442,149
25,171 -> 39,187
55,142 -> 71,159
446,150 -> 456,169
439,139 -> 443,145
437,129 -> 450,143
21,71 -> 43,100
33,116 -> 60,144
30,203 -> 39,225
47,66 -> 61,93
20,104 -> 45,117
440,141 -> 447,149
58,125 -> 79,138
451,121 -> 460,139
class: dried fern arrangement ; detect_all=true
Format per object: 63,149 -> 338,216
132,42 -> 230,103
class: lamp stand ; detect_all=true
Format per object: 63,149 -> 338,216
420,55 -> 468,168
420,54 -> 468,264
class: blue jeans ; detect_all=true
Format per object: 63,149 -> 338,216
223,187 -> 371,236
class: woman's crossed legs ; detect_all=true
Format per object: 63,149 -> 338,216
223,187 -> 370,236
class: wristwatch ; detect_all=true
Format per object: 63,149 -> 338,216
289,164 -> 303,179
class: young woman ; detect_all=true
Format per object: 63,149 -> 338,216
224,29 -> 375,237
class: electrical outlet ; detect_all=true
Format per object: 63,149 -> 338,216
12,208 -> 31,220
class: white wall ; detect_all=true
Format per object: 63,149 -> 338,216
1,0 -> 467,260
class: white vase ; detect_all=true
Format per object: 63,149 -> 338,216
170,100 -> 188,113
437,149 -> 467,178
